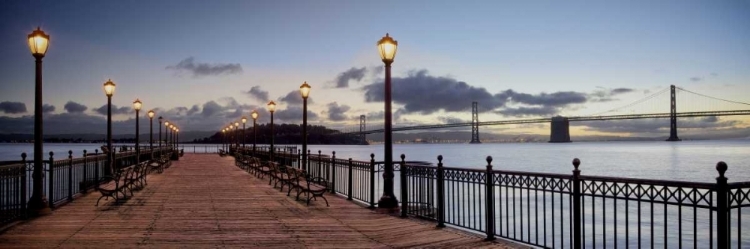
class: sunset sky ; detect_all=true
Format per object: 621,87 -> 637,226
1,0 -> 749,138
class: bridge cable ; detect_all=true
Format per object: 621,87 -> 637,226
675,87 -> 750,106
585,87 -> 670,116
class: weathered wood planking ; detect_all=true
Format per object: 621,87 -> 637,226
0,154 -> 525,248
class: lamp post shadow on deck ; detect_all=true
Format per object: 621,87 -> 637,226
267,101 -> 276,161
251,110 -> 258,156
299,82 -> 311,172
376,33 -> 399,210
133,99 -> 142,163
27,27 -> 51,216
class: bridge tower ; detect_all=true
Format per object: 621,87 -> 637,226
470,102 -> 481,144
549,116 -> 571,143
666,85 -> 681,141
359,115 -> 367,145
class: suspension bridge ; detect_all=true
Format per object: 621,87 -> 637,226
339,85 -> 750,142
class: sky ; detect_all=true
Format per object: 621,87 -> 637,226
1,0 -> 750,138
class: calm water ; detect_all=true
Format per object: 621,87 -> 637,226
2,140 -> 749,183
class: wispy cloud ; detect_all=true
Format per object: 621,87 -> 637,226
245,86 -> 269,102
334,67 -> 367,88
166,57 -> 243,77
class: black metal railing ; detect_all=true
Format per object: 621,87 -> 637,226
402,156 -> 750,248
0,161 -> 26,228
0,146 -> 172,228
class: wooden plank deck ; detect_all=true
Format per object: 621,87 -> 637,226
0,154 -> 525,248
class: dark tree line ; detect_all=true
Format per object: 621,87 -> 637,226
192,123 -> 365,145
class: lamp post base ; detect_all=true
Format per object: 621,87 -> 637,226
27,196 -> 51,216
377,195 -> 399,209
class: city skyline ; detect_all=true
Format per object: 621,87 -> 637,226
1,0 -> 749,138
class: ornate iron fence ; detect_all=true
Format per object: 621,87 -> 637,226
0,146 -> 171,227
402,156 -> 750,248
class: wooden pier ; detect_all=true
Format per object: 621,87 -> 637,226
0,154 -> 523,248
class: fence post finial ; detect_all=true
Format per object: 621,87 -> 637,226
436,155 -> 446,228
716,161 -> 729,249
572,157 -> 582,249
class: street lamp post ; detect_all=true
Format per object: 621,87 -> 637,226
241,117 -> 247,149
234,121 -> 240,148
251,110 -> 258,156
175,128 -> 179,152
27,27 -> 51,215
103,79 -> 116,175
377,33 -> 399,209
133,99 -> 142,163
299,82 -> 311,171
228,124 -> 234,152
148,110 -> 155,151
164,121 -> 170,152
267,101 -> 276,161
158,117 -> 163,146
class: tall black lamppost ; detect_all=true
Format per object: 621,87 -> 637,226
164,121 -> 170,151
267,101 -> 276,160
103,79 -> 116,174
228,124 -> 234,151
251,110 -> 258,155
133,99 -> 142,163
148,110 -> 155,150
27,27 -> 51,215
158,116 -> 163,149
175,127 -> 179,151
241,116 -> 247,149
377,33 -> 399,209
224,127 -> 229,151
299,82 -> 311,171
171,125 -> 175,150
234,121 -> 240,148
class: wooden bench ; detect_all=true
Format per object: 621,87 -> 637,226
95,165 -> 135,206
219,149 -> 227,157
287,168 -> 329,206
269,163 -> 293,192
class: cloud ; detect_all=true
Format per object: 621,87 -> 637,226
0,102 -> 27,114
573,116 -> 740,134
370,66 -> 384,78
201,101 -> 223,117
42,104 -> 55,113
187,105 -> 201,116
690,77 -> 703,82
93,104 -> 131,115
437,116 -> 467,124
166,57 -> 242,77
273,106 -> 319,123
497,106 -> 559,117
362,70 -> 507,114
63,101 -> 87,113
362,69 -> 590,116
334,67 -> 367,88
588,87 -> 635,102
710,72 -> 719,77
326,102 -> 351,121
278,90 -> 313,105
245,86 -> 269,102
502,90 -> 587,107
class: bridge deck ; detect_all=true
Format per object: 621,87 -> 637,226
0,154 -> 522,248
